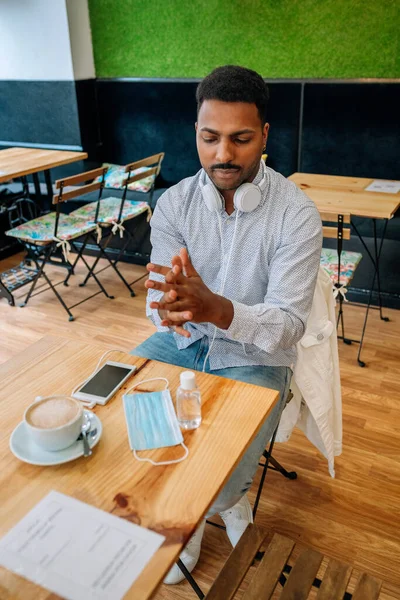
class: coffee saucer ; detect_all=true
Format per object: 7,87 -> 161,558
10,410 -> 102,466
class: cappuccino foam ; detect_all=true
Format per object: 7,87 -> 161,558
28,398 -> 80,429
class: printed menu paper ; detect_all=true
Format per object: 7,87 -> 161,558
0,491 -> 165,600
365,180 -> 400,194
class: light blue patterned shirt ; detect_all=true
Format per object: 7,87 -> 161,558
147,161 -> 322,369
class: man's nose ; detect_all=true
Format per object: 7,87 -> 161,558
215,139 -> 235,164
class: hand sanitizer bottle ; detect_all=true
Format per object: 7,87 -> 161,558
176,371 -> 202,430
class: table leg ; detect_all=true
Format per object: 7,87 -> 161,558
31,170 -> 52,214
351,218 -> 390,366
350,218 -> 389,320
32,172 -> 41,200
44,169 -> 53,213
373,218 -> 390,322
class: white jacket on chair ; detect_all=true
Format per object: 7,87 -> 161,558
276,266 -> 342,477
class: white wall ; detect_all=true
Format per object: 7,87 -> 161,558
66,0 -> 95,80
0,0 -> 95,81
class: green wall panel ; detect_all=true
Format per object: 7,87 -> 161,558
88,0 -> 400,79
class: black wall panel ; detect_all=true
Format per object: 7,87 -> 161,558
96,80 -> 302,184
301,83 -> 400,179
0,81 -> 81,146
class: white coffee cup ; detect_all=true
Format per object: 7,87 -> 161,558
24,396 -> 84,452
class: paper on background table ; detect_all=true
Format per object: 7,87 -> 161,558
0,491 -> 165,600
364,179 -> 400,194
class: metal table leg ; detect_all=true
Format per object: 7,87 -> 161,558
350,218 -> 390,365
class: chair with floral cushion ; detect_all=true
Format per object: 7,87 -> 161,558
70,152 -> 164,296
319,212 -> 365,366
6,167 -> 113,321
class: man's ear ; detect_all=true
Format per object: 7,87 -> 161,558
263,122 -> 270,146
195,122 -> 198,132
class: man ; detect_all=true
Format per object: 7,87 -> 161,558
133,65 -> 322,584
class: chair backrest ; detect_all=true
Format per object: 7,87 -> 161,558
8,197 -> 41,229
124,152 -> 165,182
118,152 -> 165,220
321,211 -> 351,288
52,167 -> 108,235
320,212 -> 351,241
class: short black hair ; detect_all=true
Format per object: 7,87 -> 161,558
196,65 -> 269,125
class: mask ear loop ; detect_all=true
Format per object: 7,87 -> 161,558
133,445 -> 189,466
125,377 -> 169,395
124,377 -> 189,466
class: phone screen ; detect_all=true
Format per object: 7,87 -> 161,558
79,364 -> 133,398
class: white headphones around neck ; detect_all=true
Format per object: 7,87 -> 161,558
201,164 -> 268,213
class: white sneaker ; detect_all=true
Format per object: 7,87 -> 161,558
219,495 -> 254,547
163,519 -> 206,585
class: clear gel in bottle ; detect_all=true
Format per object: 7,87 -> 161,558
176,371 -> 202,430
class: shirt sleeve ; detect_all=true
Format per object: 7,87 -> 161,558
225,202 -> 323,354
145,191 -> 186,332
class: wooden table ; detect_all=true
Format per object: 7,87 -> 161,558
289,172 -> 400,364
0,147 -> 88,185
288,172 -> 400,220
0,335 -> 279,600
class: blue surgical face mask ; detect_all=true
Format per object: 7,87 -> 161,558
123,378 -> 189,466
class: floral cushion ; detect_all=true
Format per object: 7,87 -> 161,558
70,197 -> 151,224
94,163 -> 155,193
320,248 -> 362,286
6,212 -> 95,243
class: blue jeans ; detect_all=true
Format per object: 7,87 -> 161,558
132,333 -> 291,516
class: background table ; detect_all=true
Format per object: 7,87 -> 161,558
288,171 -> 400,308
0,335 -> 279,599
289,172 -> 400,363
288,173 -> 400,220
0,147 -> 88,186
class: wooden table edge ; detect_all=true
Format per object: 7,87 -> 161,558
0,150 -> 88,184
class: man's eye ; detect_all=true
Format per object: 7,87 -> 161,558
235,138 -> 251,144
202,138 -> 217,143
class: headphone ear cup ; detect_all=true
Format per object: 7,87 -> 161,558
234,183 -> 262,213
202,183 -> 223,212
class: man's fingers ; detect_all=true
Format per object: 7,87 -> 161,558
146,263 -> 170,276
165,264 -> 183,284
155,299 -> 187,312
149,289 -> 177,309
147,255 -> 183,276
180,248 -> 199,277
160,310 -> 193,324
174,326 -> 191,338
171,255 -> 183,268
145,279 -> 170,292
166,289 -> 178,301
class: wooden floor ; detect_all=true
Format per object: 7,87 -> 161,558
1,252 -> 400,599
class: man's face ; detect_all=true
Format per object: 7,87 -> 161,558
196,100 -> 269,191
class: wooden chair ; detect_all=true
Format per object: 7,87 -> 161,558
5,167 -> 113,320
319,212 -> 365,366
202,525 -> 383,600
70,152 -> 164,296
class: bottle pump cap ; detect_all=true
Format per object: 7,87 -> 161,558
180,371 -> 197,390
